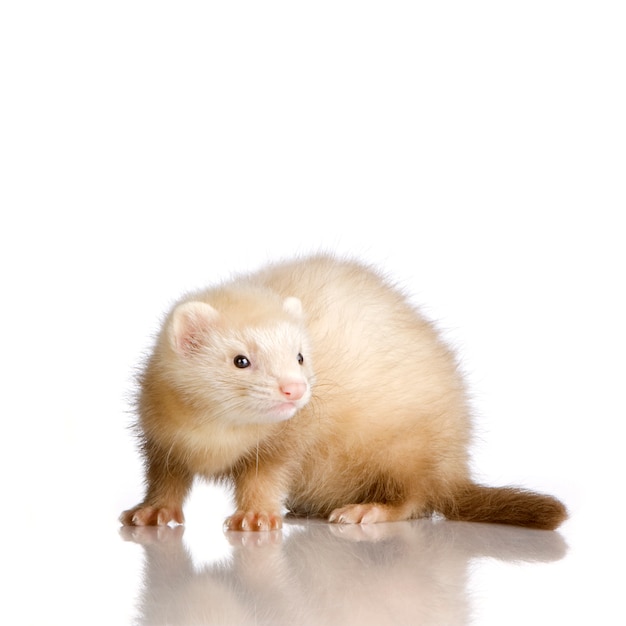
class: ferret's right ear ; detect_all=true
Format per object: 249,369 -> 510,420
283,297 -> 303,317
169,301 -> 219,355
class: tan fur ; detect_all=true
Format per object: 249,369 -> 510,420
120,255 -> 567,531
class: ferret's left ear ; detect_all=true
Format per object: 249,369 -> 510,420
283,297 -> 303,317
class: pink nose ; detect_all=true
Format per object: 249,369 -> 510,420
280,382 -> 307,401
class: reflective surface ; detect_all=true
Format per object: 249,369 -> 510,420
4,483 -> 623,626
120,517 -> 567,626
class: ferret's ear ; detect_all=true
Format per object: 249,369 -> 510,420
170,301 -> 219,355
283,297 -> 303,318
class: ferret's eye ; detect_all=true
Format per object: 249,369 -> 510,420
234,355 -> 251,369
297,353 -> 304,365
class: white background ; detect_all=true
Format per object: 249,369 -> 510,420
1,1 -> 624,624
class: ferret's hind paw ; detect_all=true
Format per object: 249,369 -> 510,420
329,503 -> 398,524
119,505 -> 184,527
224,511 -> 282,532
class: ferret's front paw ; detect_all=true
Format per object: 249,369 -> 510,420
119,505 -> 184,526
224,511 -> 282,532
120,523 -> 185,545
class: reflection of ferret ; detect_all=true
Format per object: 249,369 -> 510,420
120,255 -> 567,531
121,521 -> 567,626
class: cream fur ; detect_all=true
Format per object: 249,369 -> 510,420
120,254 -> 566,531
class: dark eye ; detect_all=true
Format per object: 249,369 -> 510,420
234,355 -> 251,369
297,353 -> 304,365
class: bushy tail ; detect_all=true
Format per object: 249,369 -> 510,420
436,483 -> 567,530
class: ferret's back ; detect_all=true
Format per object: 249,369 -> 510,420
254,255 -> 464,409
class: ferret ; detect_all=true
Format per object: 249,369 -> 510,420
120,255 -> 567,531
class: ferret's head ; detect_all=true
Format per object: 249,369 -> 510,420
161,288 -> 313,425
